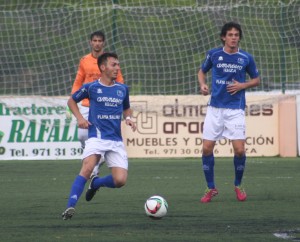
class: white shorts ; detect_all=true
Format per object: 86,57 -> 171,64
202,106 -> 245,141
82,138 -> 128,170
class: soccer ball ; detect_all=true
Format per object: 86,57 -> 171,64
144,195 -> 168,219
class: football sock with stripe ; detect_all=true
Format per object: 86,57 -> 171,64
67,175 -> 87,208
202,154 -> 215,189
234,155 -> 246,186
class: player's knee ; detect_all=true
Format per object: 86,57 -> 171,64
202,141 -> 215,156
234,151 -> 245,158
202,147 -> 213,156
113,177 -> 127,188
234,149 -> 245,157
79,167 -> 93,179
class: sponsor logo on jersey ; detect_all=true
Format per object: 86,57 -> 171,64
97,96 -> 123,107
217,63 -> 243,73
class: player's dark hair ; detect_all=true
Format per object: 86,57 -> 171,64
97,52 -> 118,71
220,22 -> 242,44
90,30 -> 105,41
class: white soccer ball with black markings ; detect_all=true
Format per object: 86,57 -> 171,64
144,195 -> 168,219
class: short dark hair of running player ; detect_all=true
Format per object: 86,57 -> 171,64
220,22 -> 243,45
97,52 -> 119,71
90,30 -> 105,41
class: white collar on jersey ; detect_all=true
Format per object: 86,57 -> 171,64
223,47 -> 239,55
98,79 -> 116,86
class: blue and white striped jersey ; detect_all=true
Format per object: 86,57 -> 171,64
72,80 -> 130,141
201,47 -> 259,110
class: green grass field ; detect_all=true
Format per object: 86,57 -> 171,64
0,157 -> 299,242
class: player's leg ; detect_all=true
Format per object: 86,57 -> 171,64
201,140 -> 218,203
200,107 -> 222,203
202,139 -> 216,189
78,127 -> 103,178
224,109 -> 247,201
86,141 -> 128,201
62,153 -> 99,220
78,105 -> 102,177
90,155 -> 105,177
232,140 -> 247,201
232,140 -> 246,186
111,167 -> 128,187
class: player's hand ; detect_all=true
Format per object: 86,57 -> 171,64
126,119 -> 136,132
66,106 -> 73,120
227,80 -> 244,95
200,84 -> 209,95
77,117 -> 91,129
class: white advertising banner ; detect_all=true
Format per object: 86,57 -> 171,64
0,97 -> 82,160
124,95 -> 279,158
0,95 -> 279,160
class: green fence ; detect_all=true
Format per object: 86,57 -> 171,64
0,0 -> 299,95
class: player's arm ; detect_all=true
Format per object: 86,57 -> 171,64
198,69 -> 209,95
71,59 -> 85,94
67,85 -> 91,129
122,85 -> 135,131
227,77 -> 260,95
67,97 -> 90,129
123,108 -> 136,132
66,59 -> 86,119
227,55 -> 260,95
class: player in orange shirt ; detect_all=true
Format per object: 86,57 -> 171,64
68,31 -> 124,177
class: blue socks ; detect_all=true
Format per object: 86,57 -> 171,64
92,174 -> 116,189
202,154 -> 215,189
66,174 -> 116,208
202,154 -> 246,188
67,175 -> 87,208
234,155 -> 246,186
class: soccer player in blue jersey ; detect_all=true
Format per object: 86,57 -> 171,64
67,31 -> 125,178
198,22 -> 260,203
62,52 -> 136,220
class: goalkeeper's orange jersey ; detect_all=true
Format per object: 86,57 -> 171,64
71,53 -> 124,107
